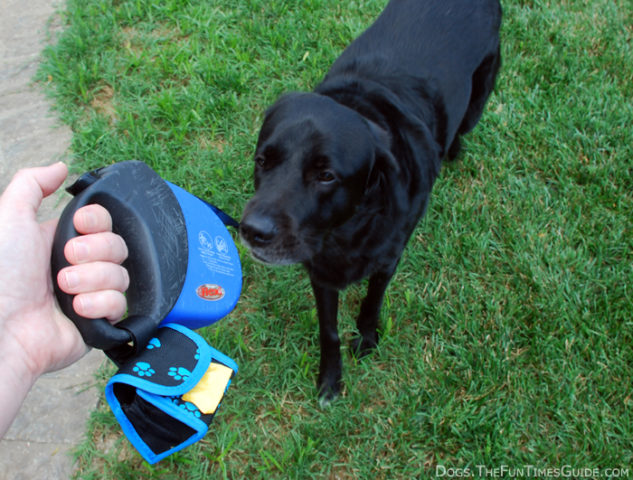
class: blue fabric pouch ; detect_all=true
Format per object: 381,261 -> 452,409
105,323 -> 237,464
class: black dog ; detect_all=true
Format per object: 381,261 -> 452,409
240,0 -> 501,404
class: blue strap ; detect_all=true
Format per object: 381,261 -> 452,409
205,201 -> 240,229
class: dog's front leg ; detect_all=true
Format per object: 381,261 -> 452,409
310,278 -> 342,405
352,269 -> 396,357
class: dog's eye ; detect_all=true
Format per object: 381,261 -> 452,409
317,170 -> 336,184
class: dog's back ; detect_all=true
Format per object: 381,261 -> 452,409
321,0 -> 502,156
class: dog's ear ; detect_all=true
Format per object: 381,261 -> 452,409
365,119 -> 399,189
365,118 -> 386,142
367,147 -> 399,191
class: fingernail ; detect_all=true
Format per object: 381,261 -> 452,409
63,270 -> 79,289
79,210 -> 97,231
76,296 -> 92,315
72,240 -> 89,262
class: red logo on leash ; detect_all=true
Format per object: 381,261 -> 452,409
197,284 -> 225,301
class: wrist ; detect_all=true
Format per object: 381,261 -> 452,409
0,323 -> 40,386
0,326 -> 39,437
0,308 -> 43,381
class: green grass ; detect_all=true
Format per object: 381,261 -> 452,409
37,0 -> 632,478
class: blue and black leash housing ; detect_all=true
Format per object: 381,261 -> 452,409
51,161 -> 241,463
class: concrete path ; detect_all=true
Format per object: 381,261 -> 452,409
0,0 -> 107,478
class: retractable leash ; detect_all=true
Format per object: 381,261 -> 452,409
51,161 -> 242,464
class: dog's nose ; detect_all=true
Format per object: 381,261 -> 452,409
240,213 -> 278,247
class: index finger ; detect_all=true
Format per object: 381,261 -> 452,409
73,204 -> 113,235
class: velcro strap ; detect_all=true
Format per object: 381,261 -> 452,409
104,323 -> 237,464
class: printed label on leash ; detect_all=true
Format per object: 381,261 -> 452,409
196,284 -> 225,301
198,230 -> 238,277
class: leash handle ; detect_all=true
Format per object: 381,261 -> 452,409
51,161 -> 188,364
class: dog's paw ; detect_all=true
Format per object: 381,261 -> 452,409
318,385 -> 340,408
318,391 -> 339,409
317,374 -> 341,408
350,334 -> 378,359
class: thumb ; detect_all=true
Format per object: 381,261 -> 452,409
1,163 -> 68,217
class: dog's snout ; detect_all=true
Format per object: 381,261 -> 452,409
240,213 -> 278,247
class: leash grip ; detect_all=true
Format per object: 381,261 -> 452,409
51,161 -> 188,363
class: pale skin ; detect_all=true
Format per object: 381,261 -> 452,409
0,162 -> 129,436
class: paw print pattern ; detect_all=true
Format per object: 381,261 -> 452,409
170,396 -> 203,418
168,366 -> 191,382
146,338 -> 161,350
194,348 -> 200,360
179,401 -> 202,418
133,361 -> 155,377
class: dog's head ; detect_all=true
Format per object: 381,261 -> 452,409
240,92 -> 397,265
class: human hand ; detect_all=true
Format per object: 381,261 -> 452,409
0,162 -> 128,383
0,162 -> 130,436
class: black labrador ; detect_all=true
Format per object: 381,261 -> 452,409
240,0 -> 502,404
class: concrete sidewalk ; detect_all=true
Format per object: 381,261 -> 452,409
0,0 -> 107,478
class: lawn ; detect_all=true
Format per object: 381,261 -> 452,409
38,0 -> 632,478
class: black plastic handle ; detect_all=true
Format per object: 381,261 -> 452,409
51,161 -> 188,364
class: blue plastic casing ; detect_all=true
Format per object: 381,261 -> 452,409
162,182 -> 242,330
